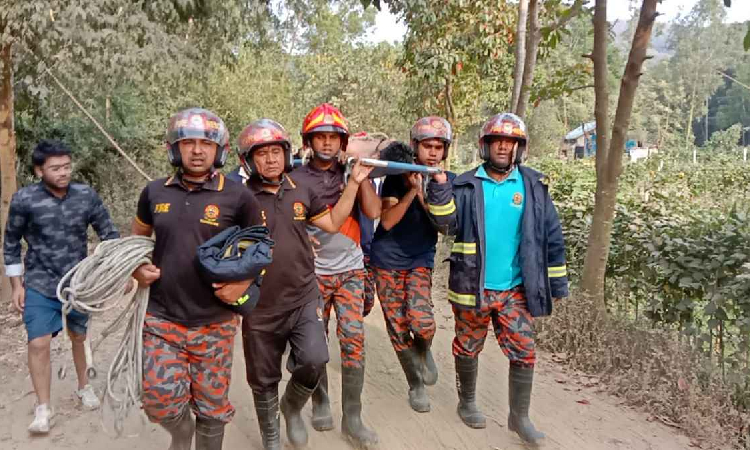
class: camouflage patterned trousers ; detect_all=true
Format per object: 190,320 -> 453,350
373,267 -> 435,352
317,269 -> 367,369
452,288 -> 536,367
363,256 -> 376,317
141,313 -> 239,423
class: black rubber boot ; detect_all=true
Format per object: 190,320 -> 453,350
161,405 -> 195,450
414,336 -> 438,386
281,380 -> 314,448
311,366 -> 334,431
455,355 -> 486,429
341,366 -> 379,448
253,391 -> 282,450
396,348 -> 430,413
508,364 -> 545,445
195,416 -> 226,450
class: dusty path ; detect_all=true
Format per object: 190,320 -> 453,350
0,288 -> 692,450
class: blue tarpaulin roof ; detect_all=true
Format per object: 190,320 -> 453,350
565,121 -> 597,141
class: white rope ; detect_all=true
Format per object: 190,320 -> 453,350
56,236 -> 155,435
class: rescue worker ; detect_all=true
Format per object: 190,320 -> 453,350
3,139 -> 119,434
130,108 -> 263,450
426,113 -> 569,445
235,119 -> 373,450
291,103 -> 381,447
369,117 -> 456,413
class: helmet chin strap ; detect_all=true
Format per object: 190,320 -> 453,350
179,167 -> 212,184
253,165 -> 284,186
312,150 -> 339,162
487,161 -> 515,174
259,173 -> 284,186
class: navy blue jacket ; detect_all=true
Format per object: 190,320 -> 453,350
426,164 -> 568,317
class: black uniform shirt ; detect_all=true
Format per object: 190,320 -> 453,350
247,174 -> 329,315
136,173 -> 262,327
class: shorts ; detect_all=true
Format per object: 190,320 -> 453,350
23,287 -> 89,342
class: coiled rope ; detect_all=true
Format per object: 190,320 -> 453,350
56,236 -> 155,435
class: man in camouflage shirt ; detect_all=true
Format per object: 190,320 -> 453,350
3,139 -> 119,434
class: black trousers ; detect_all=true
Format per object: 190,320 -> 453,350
242,298 -> 329,393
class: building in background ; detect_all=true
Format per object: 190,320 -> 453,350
561,121 -> 656,162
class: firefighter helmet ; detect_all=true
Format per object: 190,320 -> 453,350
237,119 -> 294,176
410,116 -> 452,161
165,108 -> 230,168
478,113 -> 527,170
301,103 -> 349,159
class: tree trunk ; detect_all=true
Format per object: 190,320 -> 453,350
511,0 -> 529,113
579,0 -> 611,309
685,82 -> 697,159
444,75 -> 456,171
0,41 -> 17,304
516,0 -> 540,120
704,96 -> 709,144
580,0 -> 659,310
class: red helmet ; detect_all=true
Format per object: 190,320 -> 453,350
165,107 -> 230,168
478,113 -> 527,169
237,119 -> 293,176
301,103 -> 349,158
410,116 -> 452,161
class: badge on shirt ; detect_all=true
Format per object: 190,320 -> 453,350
154,203 -> 171,214
200,204 -> 221,226
293,202 -> 306,221
512,192 -> 523,206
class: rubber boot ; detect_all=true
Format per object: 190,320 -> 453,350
253,391 -> 282,450
311,366 -> 334,431
195,416 -> 226,450
455,355 -> 486,429
396,348 -> 430,412
161,405 -> 194,450
414,336 -> 438,386
508,364 -> 545,445
341,366 -> 379,448
280,380 -> 314,448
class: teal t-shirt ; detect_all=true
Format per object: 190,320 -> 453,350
477,165 -> 525,291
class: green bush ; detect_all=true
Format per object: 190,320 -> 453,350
529,152 -> 750,396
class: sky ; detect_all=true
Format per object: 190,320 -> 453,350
368,0 -> 750,44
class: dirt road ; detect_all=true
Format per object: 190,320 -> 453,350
0,287 -> 692,450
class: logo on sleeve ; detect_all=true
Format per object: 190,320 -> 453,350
512,192 -> 523,206
200,204 -> 220,226
154,203 -> 171,214
293,202 -> 307,221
